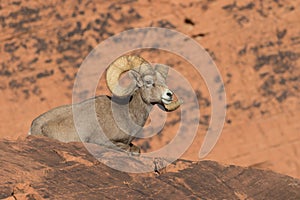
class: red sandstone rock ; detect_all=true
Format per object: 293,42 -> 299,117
0,136 -> 299,199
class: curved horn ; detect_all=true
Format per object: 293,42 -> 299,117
164,93 -> 183,111
106,55 -> 149,97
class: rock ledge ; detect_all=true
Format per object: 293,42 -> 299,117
0,136 -> 299,199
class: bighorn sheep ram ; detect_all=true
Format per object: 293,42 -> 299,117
29,55 -> 182,154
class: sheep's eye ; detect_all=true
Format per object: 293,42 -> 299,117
145,80 -> 153,86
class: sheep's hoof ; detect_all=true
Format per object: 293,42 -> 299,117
112,142 -> 141,156
128,143 -> 141,156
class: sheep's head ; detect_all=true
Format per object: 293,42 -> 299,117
106,55 -> 182,111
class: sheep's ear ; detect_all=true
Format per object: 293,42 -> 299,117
129,70 -> 143,87
155,64 -> 169,80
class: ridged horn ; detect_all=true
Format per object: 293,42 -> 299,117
106,55 -> 149,97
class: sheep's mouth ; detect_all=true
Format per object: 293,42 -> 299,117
162,98 -> 173,105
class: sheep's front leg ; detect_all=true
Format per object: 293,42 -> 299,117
112,142 -> 141,156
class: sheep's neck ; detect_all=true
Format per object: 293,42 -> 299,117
129,90 -> 153,127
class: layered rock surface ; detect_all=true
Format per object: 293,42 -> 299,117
1,136 -> 300,200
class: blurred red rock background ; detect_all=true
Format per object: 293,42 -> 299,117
0,0 -> 299,178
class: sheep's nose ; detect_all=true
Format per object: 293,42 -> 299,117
166,91 -> 173,97
162,89 -> 174,105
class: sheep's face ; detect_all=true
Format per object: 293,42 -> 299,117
129,65 -> 174,106
140,73 -> 173,105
